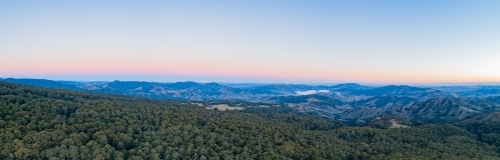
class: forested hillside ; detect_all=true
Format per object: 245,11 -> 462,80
1,82 -> 500,159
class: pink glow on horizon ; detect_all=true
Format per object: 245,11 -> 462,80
3,63 -> 500,83
2,51 -> 499,83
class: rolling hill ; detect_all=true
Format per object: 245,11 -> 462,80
349,95 -> 417,109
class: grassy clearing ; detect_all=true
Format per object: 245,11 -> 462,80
206,104 -> 245,111
191,103 -> 204,106
389,119 -> 410,128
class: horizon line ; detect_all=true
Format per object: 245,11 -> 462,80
2,77 -> 500,87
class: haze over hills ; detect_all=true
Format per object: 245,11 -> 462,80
2,78 -> 500,123
3,81 -> 500,159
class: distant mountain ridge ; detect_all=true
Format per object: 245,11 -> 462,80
2,78 -> 500,123
0,78 -> 375,101
1,78 -> 81,90
432,85 -> 500,97
350,85 -> 444,99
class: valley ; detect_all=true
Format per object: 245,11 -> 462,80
2,78 -> 500,124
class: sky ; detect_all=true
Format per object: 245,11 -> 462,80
1,0 -> 500,84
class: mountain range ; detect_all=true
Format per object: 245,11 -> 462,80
2,78 -> 500,123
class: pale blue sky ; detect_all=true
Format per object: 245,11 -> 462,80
1,0 -> 499,83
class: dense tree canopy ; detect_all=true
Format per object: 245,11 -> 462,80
0,82 -> 499,159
